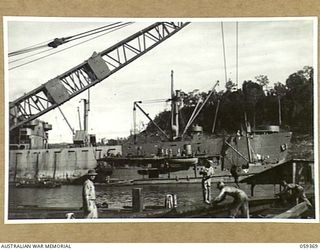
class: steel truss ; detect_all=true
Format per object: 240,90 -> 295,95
10,22 -> 190,131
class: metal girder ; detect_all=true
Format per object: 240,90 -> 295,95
9,22 -> 190,131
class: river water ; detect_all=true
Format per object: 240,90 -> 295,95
8,183 -> 277,210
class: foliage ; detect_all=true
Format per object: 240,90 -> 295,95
255,75 -> 270,88
143,66 -> 313,136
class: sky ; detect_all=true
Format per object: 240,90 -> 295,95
5,17 -> 316,143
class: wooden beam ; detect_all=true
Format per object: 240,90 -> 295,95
273,202 -> 308,219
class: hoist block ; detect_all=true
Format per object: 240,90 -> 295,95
87,52 -> 110,80
45,78 -> 70,104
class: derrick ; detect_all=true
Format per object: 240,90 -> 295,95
9,22 -> 190,131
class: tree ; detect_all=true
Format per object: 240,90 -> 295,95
138,66 -> 313,139
273,82 -> 287,96
225,79 -> 237,92
242,80 -> 265,128
255,75 -> 270,89
284,66 -> 313,132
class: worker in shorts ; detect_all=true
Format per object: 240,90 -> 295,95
213,181 -> 250,218
82,169 -> 98,219
200,159 -> 215,204
280,180 -> 312,207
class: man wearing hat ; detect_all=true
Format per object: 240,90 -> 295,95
199,159 -> 215,204
82,169 -> 98,219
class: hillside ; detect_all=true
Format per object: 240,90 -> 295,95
143,66 -> 313,139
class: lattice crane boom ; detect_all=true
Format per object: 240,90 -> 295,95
9,22 -> 190,131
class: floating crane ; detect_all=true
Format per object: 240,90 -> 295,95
9,22 -> 190,132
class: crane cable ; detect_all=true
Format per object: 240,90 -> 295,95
9,22 -> 132,65
9,22 -> 133,70
138,99 -> 169,104
9,48 -> 53,64
236,22 -> 239,88
8,44 -> 50,57
221,22 -> 228,84
66,22 -> 123,42
8,22 -> 129,57
221,22 -> 239,87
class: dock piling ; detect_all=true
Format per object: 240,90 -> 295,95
132,188 -> 143,212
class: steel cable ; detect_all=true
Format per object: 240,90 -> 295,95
8,22 -> 130,57
9,22 -> 133,70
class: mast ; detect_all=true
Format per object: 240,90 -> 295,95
82,91 -> 90,134
171,70 -> 174,138
211,99 -> 220,134
77,107 -> 82,130
174,90 -> 180,140
171,70 -> 179,140
133,102 -> 137,144
244,112 -> 252,163
83,99 -> 88,132
278,95 -> 282,126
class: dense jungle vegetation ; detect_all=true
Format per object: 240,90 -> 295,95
144,66 -> 313,137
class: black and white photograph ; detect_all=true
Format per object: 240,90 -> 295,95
5,17 -> 318,222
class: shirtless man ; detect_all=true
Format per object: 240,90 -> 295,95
280,180 -> 312,207
213,181 -> 250,218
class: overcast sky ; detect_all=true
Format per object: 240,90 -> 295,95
6,18 -> 315,143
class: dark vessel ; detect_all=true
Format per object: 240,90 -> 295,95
97,72 -> 292,184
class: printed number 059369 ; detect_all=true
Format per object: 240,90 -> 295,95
300,244 -> 318,248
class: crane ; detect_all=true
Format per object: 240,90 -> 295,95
9,22 -> 190,132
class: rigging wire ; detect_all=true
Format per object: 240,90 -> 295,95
236,22 -> 239,88
9,22 -> 131,63
16,39 -> 52,50
221,22 -> 228,84
9,22 -> 133,70
8,39 -> 52,57
67,22 -> 122,39
139,99 -> 169,104
9,44 -> 50,57
9,22 -> 132,64
8,22 -> 127,57
9,48 -> 53,64
67,22 -> 123,42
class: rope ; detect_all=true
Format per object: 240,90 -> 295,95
9,22 -> 133,70
221,22 -> 228,84
236,22 -> 239,88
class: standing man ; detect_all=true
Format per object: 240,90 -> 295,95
213,181 -> 250,218
230,165 -> 240,188
82,169 -> 98,219
200,159 -> 215,204
280,180 -> 312,207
